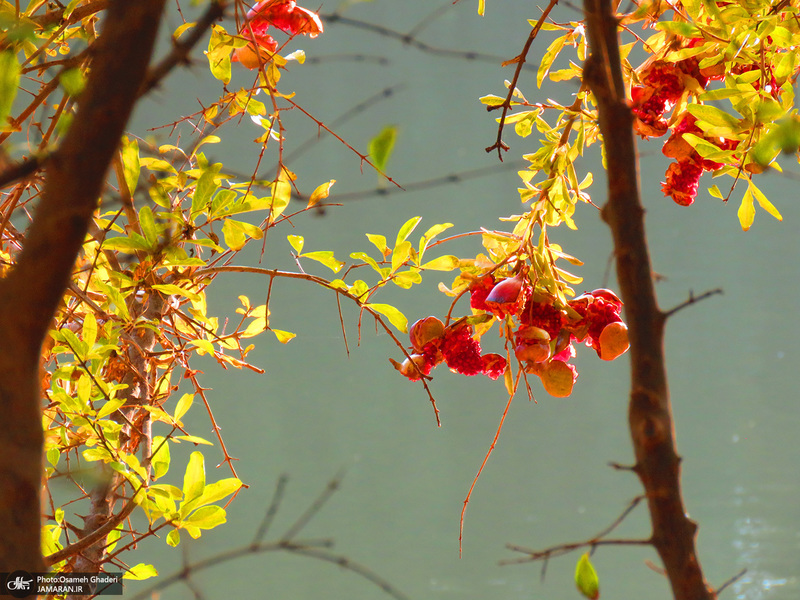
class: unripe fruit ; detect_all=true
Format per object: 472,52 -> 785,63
539,360 -> 577,397
515,341 -> 550,363
398,354 -> 428,381
409,316 -> 445,352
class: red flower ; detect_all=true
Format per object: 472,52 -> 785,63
469,275 -> 495,311
567,290 -> 625,356
481,354 -> 507,380
441,323 -> 484,376
233,18 -> 278,68
234,0 -> 323,69
520,297 -> 564,339
248,0 -> 323,38
662,159 -> 703,206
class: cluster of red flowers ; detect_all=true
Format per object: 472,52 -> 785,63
661,113 -> 738,206
394,274 -> 629,398
392,316 -> 507,382
232,0 -> 323,69
629,45 -> 743,206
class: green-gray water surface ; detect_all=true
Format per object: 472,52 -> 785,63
125,2 -> 799,599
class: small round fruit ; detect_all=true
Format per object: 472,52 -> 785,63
598,321 -> 629,361
409,316 -> 445,352
539,360 -> 577,397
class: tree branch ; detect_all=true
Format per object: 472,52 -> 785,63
0,0 -> 167,574
582,1 -> 715,598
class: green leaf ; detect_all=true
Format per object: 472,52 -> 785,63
396,216 -> 422,246
123,563 -> 158,581
138,205 -> 159,246
82,312 -> 97,348
221,218 -> 264,251
391,240 -> 412,273
46,446 -> 59,468
368,125 -> 397,173
174,434 -> 213,445
366,233 -> 389,257
749,180 -> 782,222
120,137 -> 141,195
656,20 -> 699,37
686,104 -> 739,130
392,269 -> 422,289
105,526 -> 122,555
182,451 -> 206,505
366,303 -> 408,332
575,553 -> 600,600
0,51 -> 21,129
270,170 -> 293,223
191,478 -> 242,508
59,67 -> 86,97
183,505 -> 227,530
207,25 -> 233,84
151,436 -> 171,480
97,397 -> 125,420
350,251 -> 384,276
166,529 -> 180,547
174,393 -> 194,422
537,35 -> 566,88
479,94 -> 506,106
191,165 -> 222,219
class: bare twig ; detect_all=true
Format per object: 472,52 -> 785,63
502,495 -> 649,566
126,477 -> 410,600
715,568 -> 747,596
663,288 -> 724,319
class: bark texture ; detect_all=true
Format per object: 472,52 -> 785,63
0,0 -> 167,573
582,1 -> 716,598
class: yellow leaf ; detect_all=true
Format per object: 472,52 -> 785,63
308,179 -> 335,207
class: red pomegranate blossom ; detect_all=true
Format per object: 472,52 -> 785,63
392,317 -> 508,381
233,0 -> 323,69
661,113 -> 738,206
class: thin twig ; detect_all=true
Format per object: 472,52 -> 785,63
252,474 -> 289,545
501,495 -> 649,565
280,471 -> 343,542
663,288 -> 723,319
485,0 -> 560,160
715,568 -> 747,596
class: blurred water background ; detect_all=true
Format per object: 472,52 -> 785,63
123,1 -> 799,599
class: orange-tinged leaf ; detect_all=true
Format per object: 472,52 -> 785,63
308,179 -> 335,207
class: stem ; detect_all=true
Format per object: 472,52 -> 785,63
582,1 -> 715,598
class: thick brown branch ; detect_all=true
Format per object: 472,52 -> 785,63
0,0 -> 167,574
582,1 -> 715,599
